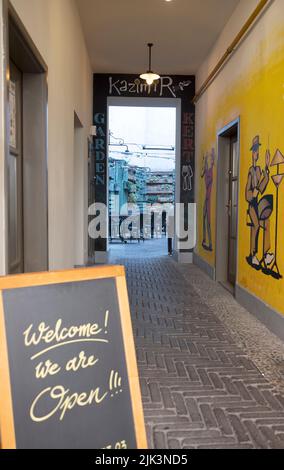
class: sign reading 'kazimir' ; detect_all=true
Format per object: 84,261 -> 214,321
0,266 -> 147,449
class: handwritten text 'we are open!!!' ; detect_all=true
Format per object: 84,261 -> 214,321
23,312 -> 123,423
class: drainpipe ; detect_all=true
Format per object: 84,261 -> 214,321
193,0 -> 271,104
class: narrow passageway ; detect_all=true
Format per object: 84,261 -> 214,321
111,247 -> 284,449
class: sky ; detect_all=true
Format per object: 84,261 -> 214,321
109,106 -> 176,171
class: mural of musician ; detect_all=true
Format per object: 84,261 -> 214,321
245,135 -> 275,273
201,148 -> 215,252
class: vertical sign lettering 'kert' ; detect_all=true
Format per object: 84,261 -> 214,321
0,266 -> 147,449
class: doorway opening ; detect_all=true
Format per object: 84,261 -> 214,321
107,100 -> 178,260
7,12 -> 48,274
216,119 -> 240,293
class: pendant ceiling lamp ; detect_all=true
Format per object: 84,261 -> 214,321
140,43 -> 160,86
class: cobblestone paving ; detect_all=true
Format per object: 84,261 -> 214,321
179,264 -> 284,396
114,254 -> 284,449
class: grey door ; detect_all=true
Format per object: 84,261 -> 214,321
8,62 -> 24,274
227,136 -> 239,285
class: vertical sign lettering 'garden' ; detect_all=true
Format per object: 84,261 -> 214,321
0,267 -> 146,449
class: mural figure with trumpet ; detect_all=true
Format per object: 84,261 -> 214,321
246,135 -> 283,279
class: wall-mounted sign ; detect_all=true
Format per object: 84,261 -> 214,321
108,76 -> 192,98
0,266 -> 147,449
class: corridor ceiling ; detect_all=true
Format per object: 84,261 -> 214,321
76,0 -> 240,75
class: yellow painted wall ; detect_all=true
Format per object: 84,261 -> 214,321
195,0 -> 284,314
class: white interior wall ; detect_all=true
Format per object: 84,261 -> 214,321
8,0 -> 93,270
196,0 -> 260,86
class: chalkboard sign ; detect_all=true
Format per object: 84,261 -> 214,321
0,266 -> 147,449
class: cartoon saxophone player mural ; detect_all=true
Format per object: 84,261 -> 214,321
245,135 -> 275,274
201,148 -> 215,252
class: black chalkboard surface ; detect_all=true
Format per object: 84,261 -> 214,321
0,266 -> 146,449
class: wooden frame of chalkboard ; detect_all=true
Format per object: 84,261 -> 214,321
0,265 -> 147,449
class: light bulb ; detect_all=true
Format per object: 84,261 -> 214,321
140,72 -> 160,85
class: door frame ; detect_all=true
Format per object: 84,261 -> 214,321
215,117 -> 240,290
0,0 -> 10,275
227,134 -> 238,286
8,60 -> 24,273
105,96 -> 181,259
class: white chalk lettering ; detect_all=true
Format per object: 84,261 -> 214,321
30,385 -> 108,422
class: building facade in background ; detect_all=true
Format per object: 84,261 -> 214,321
109,158 -> 175,214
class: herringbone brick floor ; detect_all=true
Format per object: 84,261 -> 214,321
110,244 -> 284,449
